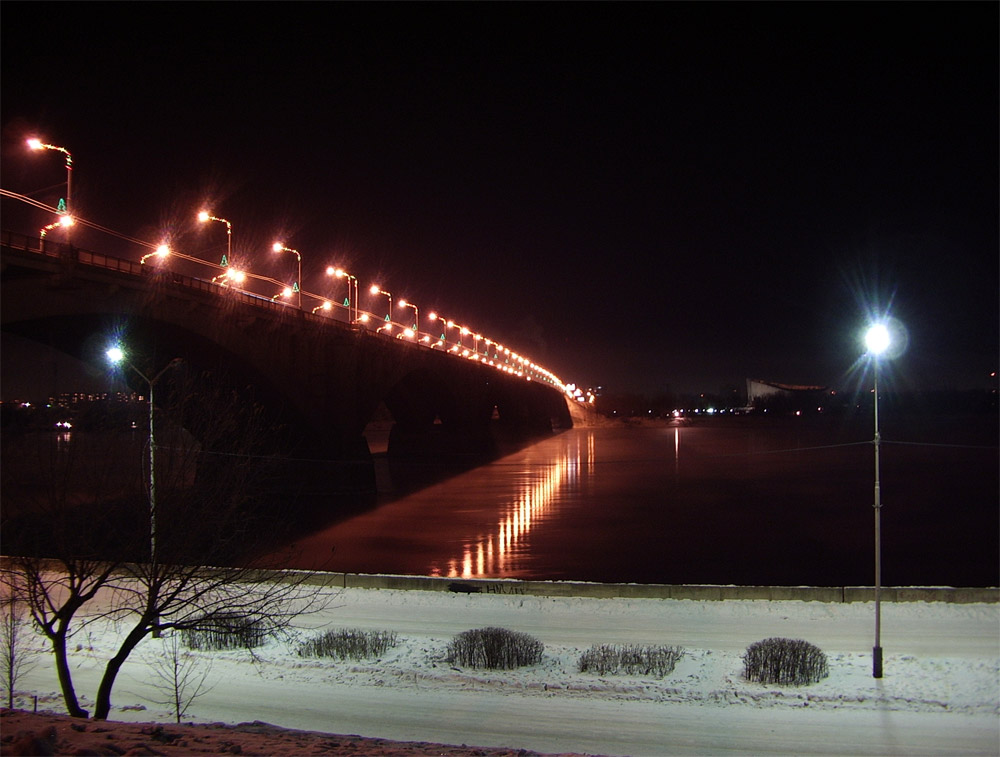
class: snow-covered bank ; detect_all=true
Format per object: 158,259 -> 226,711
12,584 -> 1000,756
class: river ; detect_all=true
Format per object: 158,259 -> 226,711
281,414 -> 998,587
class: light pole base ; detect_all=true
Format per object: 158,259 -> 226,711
872,645 -> 883,678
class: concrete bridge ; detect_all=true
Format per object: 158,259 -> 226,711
1,231 -> 574,509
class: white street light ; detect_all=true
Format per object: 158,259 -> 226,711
105,347 -> 183,574
864,321 -> 892,678
272,242 -> 302,308
197,210 -> 232,266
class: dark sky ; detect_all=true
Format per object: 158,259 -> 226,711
2,3 -> 997,399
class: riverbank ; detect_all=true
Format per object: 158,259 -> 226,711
11,581 -> 999,756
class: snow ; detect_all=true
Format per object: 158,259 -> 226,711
11,580 -> 1000,756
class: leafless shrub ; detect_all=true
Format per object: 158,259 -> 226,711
578,644 -> 683,677
446,627 -> 543,670
298,628 -> 398,660
181,612 -> 269,651
743,637 -> 829,685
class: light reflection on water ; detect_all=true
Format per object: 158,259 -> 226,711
442,434 -> 583,579
284,419 -> 997,587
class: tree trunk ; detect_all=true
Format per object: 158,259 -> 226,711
92,621 -> 150,720
52,623 -> 88,719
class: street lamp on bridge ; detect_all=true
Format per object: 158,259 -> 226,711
370,285 -> 392,331
272,242 -> 302,308
398,299 -> 419,338
140,244 -> 171,265
328,267 -> 358,323
27,138 -> 73,230
39,213 -> 74,240
197,210 -> 232,267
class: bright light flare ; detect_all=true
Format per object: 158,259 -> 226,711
27,138 -> 44,150
106,346 -> 125,364
865,324 -> 891,355
59,215 -> 74,227
197,210 -> 210,222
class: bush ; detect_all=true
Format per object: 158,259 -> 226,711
578,644 -> 683,677
298,628 -> 398,660
181,612 -> 269,651
446,627 -> 543,670
743,637 -> 829,685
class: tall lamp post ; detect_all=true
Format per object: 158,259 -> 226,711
330,267 -> 358,323
864,322 -> 891,678
272,242 -> 302,308
370,285 -> 392,330
106,346 -> 183,572
398,299 -> 419,337
27,138 -> 73,213
197,210 -> 232,266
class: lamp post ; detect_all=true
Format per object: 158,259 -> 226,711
39,214 -> 74,239
140,244 -> 171,265
398,299 -> 419,338
427,312 -> 450,347
864,322 -> 891,678
27,138 -> 72,217
105,347 -> 183,572
329,267 -> 358,323
197,211 -> 232,266
272,242 -> 302,308
370,285 -> 392,329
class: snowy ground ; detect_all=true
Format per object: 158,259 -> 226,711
11,581 -> 1000,756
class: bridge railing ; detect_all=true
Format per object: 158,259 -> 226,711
2,229 -> 569,391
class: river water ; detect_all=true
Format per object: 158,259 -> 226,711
284,415 -> 998,587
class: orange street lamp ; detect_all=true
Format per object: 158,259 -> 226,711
140,244 -> 171,265
27,138 -> 72,218
329,266 -> 358,323
398,299 -> 419,336
370,284 -> 392,326
39,213 -> 74,239
272,242 -> 302,308
197,210 -> 232,266
312,301 -> 333,315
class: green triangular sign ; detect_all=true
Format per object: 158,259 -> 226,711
57,198 -> 67,213
384,314 -> 390,321
293,282 -> 300,292
220,254 -> 229,267
343,298 -> 350,307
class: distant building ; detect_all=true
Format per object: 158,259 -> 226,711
746,379 -> 830,410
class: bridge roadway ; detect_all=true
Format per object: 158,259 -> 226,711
1,231 -> 574,512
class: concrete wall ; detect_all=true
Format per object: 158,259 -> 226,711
288,571 -> 999,603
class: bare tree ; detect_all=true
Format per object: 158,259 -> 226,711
0,583 -> 39,709
2,368 -> 328,720
143,632 -> 215,723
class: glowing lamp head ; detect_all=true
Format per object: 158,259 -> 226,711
272,242 -> 283,252
428,312 -> 439,321
197,211 -> 210,223
58,215 -> 74,227
398,299 -> 408,308
228,269 -> 246,284
322,301 -> 332,311
282,287 -> 293,298
865,324 -> 891,356
370,284 -> 380,295
155,244 -> 169,258
106,346 -> 125,365
27,138 -> 43,150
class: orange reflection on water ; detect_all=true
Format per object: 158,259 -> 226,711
446,435 -> 585,578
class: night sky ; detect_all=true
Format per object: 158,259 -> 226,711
2,3 -> 997,399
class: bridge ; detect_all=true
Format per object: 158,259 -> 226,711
1,231 -> 576,510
